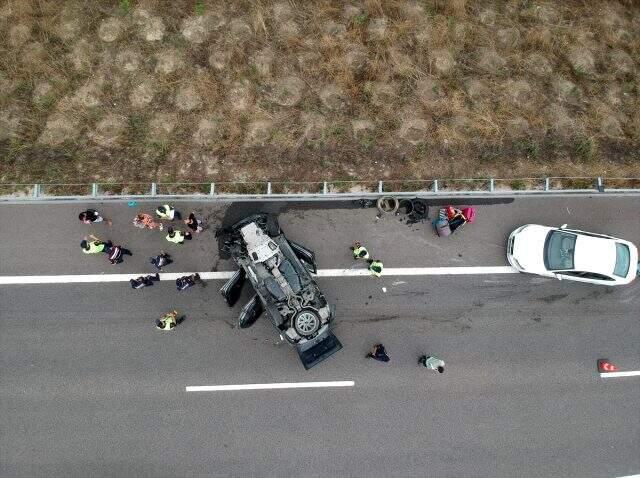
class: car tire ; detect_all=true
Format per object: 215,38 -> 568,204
293,309 -> 321,337
377,196 -> 399,215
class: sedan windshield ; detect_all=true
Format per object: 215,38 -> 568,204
544,231 -> 576,270
613,243 -> 630,278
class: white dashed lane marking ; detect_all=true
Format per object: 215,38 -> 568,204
186,381 -> 355,392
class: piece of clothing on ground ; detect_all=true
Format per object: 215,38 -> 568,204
133,213 -> 163,230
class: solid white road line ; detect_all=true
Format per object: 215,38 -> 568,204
0,266 -> 518,285
186,381 -> 355,392
600,371 -> 640,378
616,475 -> 640,478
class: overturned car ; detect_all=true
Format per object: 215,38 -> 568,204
219,213 -> 342,369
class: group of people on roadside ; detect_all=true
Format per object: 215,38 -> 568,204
78,205 -> 205,330
350,241 -> 384,277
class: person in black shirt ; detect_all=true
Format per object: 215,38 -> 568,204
184,212 -> 204,233
130,274 -> 160,289
366,343 -> 390,362
150,251 -> 172,270
176,273 -> 202,291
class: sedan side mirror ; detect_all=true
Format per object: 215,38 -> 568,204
560,224 -> 567,229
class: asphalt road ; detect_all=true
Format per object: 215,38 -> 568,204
1,196 -> 639,477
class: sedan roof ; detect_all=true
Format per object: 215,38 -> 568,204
572,234 -> 616,275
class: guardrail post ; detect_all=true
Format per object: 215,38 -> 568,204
488,178 -> 494,192
33,184 -> 40,198
267,182 -> 272,195
544,178 -> 550,191
151,183 -> 157,196
91,183 -> 98,197
323,182 -> 328,194
378,181 -> 383,193
597,177 -> 604,192
432,179 -> 438,193
209,183 -> 215,196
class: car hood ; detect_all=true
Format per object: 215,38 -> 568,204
511,225 -> 552,273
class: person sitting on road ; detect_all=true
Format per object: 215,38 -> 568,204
419,355 -> 445,373
80,235 -> 112,254
367,259 -> 384,277
106,244 -> 133,265
166,227 -> 192,244
156,204 -> 180,221
78,209 -> 112,225
130,274 -> 160,289
367,343 -> 390,362
184,212 -> 204,233
350,241 -> 370,260
176,273 -> 202,291
150,251 -> 172,270
156,310 -> 183,331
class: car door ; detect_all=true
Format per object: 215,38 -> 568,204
288,240 -> 317,273
296,327 -> 343,370
220,269 -> 246,306
238,293 -> 263,328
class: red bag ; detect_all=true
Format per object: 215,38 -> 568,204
462,207 -> 476,223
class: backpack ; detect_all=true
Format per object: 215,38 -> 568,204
435,218 -> 451,237
108,245 -> 122,263
462,207 -> 476,223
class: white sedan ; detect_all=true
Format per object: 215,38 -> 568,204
507,224 -> 638,286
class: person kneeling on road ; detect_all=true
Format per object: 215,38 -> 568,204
176,273 -> 202,291
156,310 -> 183,331
166,226 -> 192,244
367,259 -> 384,277
350,241 -> 369,260
156,204 -> 180,221
81,235 -> 112,254
78,209 -> 112,226
106,244 -> 132,265
130,273 -> 160,289
419,355 -> 445,373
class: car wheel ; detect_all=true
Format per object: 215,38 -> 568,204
377,196 -> 399,215
293,309 -> 321,337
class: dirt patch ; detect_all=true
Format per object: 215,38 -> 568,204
9,24 -> 31,47
38,113 -> 80,146
133,8 -> 165,42
68,39 -> 94,72
116,50 -> 142,73
98,17 -> 124,43
245,120 -> 273,147
174,85 -> 202,111
503,79 -> 533,108
148,113 -> 177,142
464,78 -> 490,103
0,109 -> 21,141
608,50 -> 635,76
351,119 -> 375,139
600,115 -> 624,138
496,28 -> 521,50
155,48 -> 185,74
323,20 -> 347,38
344,46 -> 369,74
208,49 -> 230,71
227,81 -> 253,112
90,114 -> 126,148
181,13 -> 225,43
251,47 -> 274,76
302,113 -> 327,141
368,17 -> 388,40
228,19 -> 252,42
477,47 -> 506,73
416,78 -> 444,106
73,80 -> 103,108
319,84 -> 348,111
266,76 -> 305,107
546,105 -> 575,138
505,117 -> 531,138
478,9 -> 496,26
129,80 -> 155,108
567,47 -> 596,74
343,5 -> 364,22
553,78 -> 582,105
193,117 -> 223,147
367,82 -> 397,107
399,118 -> 431,145
32,81 -> 53,103
526,53 -> 553,76
430,49 -> 456,75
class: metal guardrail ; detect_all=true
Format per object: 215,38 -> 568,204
1,177 -> 639,201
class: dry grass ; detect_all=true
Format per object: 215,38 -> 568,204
0,0 -> 639,185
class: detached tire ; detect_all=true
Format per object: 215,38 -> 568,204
377,196 -> 399,215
